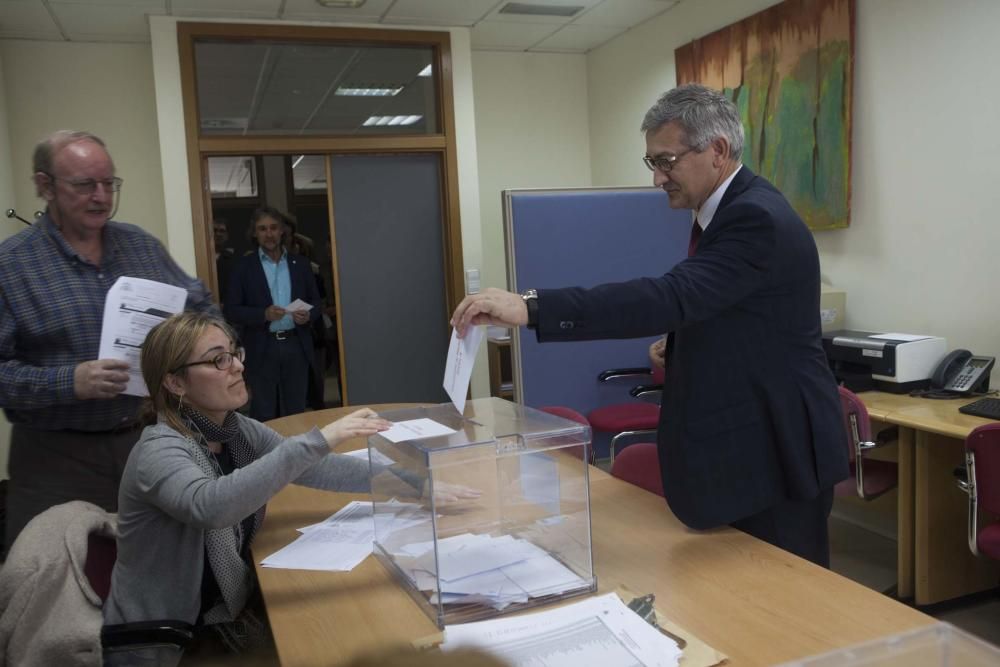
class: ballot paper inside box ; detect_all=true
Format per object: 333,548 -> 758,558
369,398 -> 596,628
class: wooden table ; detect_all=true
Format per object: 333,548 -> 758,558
857,391 -> 1000,605
255,404 -> 932,667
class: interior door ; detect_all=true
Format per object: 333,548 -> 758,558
330,153 -> 450,405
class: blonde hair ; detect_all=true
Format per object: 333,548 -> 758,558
141,312 -> 238,435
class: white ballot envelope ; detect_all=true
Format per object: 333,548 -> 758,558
443,326 -> 484,414
99,277 -> 187,397
283,299 -> 313,313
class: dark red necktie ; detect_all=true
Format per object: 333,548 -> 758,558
687,220 -> 702,257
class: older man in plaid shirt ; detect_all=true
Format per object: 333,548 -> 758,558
0,130 -> 217,553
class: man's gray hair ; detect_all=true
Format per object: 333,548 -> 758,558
641,84 -> 744,159
32,130 -> 107,176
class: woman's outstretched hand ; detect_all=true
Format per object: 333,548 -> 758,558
428,481 -> 483,507
320,408 -> 391,451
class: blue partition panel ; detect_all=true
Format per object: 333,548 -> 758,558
503,187 -> 690,458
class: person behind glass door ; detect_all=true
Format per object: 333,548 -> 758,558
224,206 -> 321,420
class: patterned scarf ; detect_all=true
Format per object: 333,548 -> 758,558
181,407 -> 266,625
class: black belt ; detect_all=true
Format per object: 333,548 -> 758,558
271,330 -> 293,341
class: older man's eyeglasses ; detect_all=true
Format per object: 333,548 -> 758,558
642,148 -> 694,173
44,173 -> 123,195
171,347 -> 246,374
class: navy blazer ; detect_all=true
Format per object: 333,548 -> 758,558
223,251 -> 321,371
536,167 -> 849,529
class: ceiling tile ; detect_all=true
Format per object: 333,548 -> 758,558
484,0 -> 600,25
281,0 -> 392,22
50,2 -> 165,41
530,22 -> 621,52
382,0 -> 499,26
0,0 -> 63,41
471,21 -> 559,51
171,0 -> 281,12
572,0 -> 677,28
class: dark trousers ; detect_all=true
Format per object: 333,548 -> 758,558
730,488 -> 835,567
4,423 -> 141,555
246,336 -> 310,422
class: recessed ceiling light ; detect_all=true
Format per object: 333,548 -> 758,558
336,86 -> 403,97
314,0 -> 367,8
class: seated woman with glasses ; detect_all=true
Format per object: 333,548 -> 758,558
103,311 -> 393,663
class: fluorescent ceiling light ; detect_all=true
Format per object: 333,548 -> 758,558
362,115 -> 423,127
499,2 -> 585,17
314,0 -> 367,8
418,65 -> 432,77
336,86 -> 403,97
292,155 -> 305,169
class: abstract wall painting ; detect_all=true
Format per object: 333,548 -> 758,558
676,0 -> 855,230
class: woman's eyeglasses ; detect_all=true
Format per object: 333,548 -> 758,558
171,347 -> 246,373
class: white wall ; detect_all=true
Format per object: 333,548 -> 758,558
0,40 -> 167,243
471,51 -> 593,292
587,0 -> 1000,362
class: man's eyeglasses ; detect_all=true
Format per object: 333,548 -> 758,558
171,347 -> 246,374
44,173 -> 123,195
642,148 -> 694,173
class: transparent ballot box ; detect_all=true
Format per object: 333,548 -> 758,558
368,398 -> 596,627
776,623 -> 1000,667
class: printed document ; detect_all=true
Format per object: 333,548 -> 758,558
443,326 -> 484,413
99,277 -> 187,396
260,500 -> 429,571
443,592 -> 681,667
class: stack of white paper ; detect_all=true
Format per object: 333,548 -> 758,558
260,499 -> 428,571
443,593 -> 682,667
392,532 -> 588,611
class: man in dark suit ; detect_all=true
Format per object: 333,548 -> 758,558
451,84 -> 849,567
224,206 -> 321,421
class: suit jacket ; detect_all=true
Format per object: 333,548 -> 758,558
223,250 -> 321,374
536,167 -> 849,529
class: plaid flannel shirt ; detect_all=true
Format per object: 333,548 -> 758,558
0,214 -> 218,431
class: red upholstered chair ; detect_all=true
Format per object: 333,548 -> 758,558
538,405 -> 593,464
588,365 -> 664,465
610,443 -> 664,497
834,386 -> 898,501
956,423 -> 1000,560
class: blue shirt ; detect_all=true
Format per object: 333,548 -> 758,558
258,247 -> 294,332
0,214 -> 218,431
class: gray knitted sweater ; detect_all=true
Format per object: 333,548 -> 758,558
103,414 -> 371,627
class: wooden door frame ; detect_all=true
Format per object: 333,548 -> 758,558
177,22 -> 465,320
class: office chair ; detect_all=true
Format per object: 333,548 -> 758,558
0,501 -> 193,666
955,423 -> 1000,560
834,386 -> 898,501
609,443 -> 664,497
588,365 -> 664,465
538,405 -> 593,464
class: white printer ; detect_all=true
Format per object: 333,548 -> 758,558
822,330 -> 948,393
